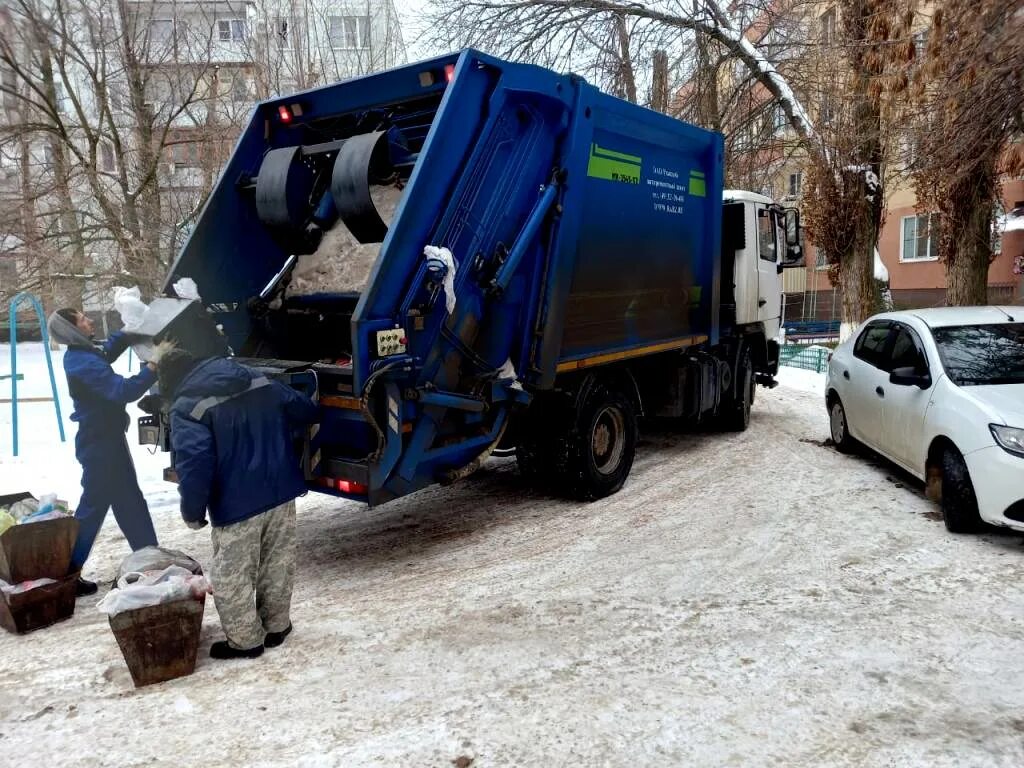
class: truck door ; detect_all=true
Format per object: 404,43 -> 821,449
756,207 -> 782,329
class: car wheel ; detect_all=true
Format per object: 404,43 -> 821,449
828,397 -> 857,454
940,446 -> 983,533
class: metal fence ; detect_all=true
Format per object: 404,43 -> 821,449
779,344 -> 830,373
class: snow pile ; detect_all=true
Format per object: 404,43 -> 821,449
288,184 -> 406,296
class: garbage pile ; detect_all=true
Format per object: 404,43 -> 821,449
0,491 -> 79,634
97,546 -> 210,617
0,493 -> 71,535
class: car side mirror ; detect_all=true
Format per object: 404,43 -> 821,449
890,366 -> 931,389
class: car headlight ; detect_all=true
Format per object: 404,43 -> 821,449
990,424 -> 1024,458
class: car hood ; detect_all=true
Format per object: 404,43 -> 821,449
963,384 -> 1024,427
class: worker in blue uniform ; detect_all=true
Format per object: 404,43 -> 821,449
47,308 -> 159,596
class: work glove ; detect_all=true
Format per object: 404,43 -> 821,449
186,519 -> 208,531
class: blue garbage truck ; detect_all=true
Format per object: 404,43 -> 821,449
141,50 -> 802,505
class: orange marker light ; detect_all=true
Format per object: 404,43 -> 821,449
277,104 -> 293,124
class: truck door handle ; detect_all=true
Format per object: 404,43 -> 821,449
875,386 -> 885,398
843,370 -> 850,380
758,298 -> 767,307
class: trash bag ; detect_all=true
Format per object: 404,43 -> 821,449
97,566 -> 210,616
112,286 -> 149,332
172,277 -> 201,302
0,511 -> 15,536
8,499 -> 38,521
0,577 -> 57,594
117,546 -> 202,579
423,245 -> 458,315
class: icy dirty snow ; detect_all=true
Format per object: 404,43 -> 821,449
2,346 -> 1024,767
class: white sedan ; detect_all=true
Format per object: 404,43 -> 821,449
825,306 -> 1024,533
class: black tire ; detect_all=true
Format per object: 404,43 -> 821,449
515,398 -> 562,486
940,446 -> 983,533
565,383 -> 637,500
721,347 -> 754,432
828,397 -> 858,454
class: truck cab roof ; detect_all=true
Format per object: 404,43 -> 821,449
723,189 -> 774,205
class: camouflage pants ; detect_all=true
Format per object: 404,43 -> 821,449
210,501 -> 296,650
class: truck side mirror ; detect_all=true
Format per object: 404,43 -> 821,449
783,208 -> 803,267
784,208 -> 800,247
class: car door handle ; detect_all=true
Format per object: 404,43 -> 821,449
843,370 -> 850,380
758,297 -> 767,307
875,386 -> 885,398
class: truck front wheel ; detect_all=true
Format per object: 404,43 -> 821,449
721,346 -> 753,432
566,383 -> 637,500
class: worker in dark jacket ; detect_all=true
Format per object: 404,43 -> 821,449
157,349 -> 318,660
47,309 -> 159,596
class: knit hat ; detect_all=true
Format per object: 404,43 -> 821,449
156,347 -> 197,399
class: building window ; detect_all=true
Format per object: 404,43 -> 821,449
229,74 -> 250,102
820,95 -> 835,127
149,19 -> 174,45
329,16 -> 370,49
218,19 -> 246,42
772,104 -> 786,135
100,141 -> 115,172
815,246 -> 828,270
275,17 -> 291,47
820,8 -> 837,46
788,172 -> 802,197
53,81 -> 69,114
2,68 -> 17,110
901,213 -> 940,262
171,141 -> 199,168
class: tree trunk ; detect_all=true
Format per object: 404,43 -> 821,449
612,15 -> 637,104
650,50 -> 668,113
945,201 -> 992,305
942,159 -> 996,307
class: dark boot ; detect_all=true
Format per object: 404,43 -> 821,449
264,623 -> 293,649
210,641 -> 264,660
75,578 -> 98,597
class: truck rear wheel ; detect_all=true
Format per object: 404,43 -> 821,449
566,383 -> 637,500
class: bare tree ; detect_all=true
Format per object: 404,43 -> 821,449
896,0 -> 1024,305
425,0 -> 905,331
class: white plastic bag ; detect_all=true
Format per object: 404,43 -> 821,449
112,286 -> 149,332
118,546 -> 202,579
97,565 -> 210,616
423,245 -> 458,315
172,277 -> 201,302
0,577 -> 57,594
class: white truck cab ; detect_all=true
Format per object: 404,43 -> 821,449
722,190 -> 803,383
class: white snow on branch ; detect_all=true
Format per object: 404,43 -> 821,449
722,26 -> 815,139
845,165 -> 881,202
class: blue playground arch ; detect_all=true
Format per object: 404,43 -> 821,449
6,292 -> 65,456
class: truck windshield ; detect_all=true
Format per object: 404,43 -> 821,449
930,323 -> 1024,386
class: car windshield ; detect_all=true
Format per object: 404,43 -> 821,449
930,323 -> 1024,386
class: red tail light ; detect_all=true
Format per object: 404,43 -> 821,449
277,104 -> 293,124
318,478 -> 368,495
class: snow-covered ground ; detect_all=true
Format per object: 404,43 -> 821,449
1,345 -> 1023,767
